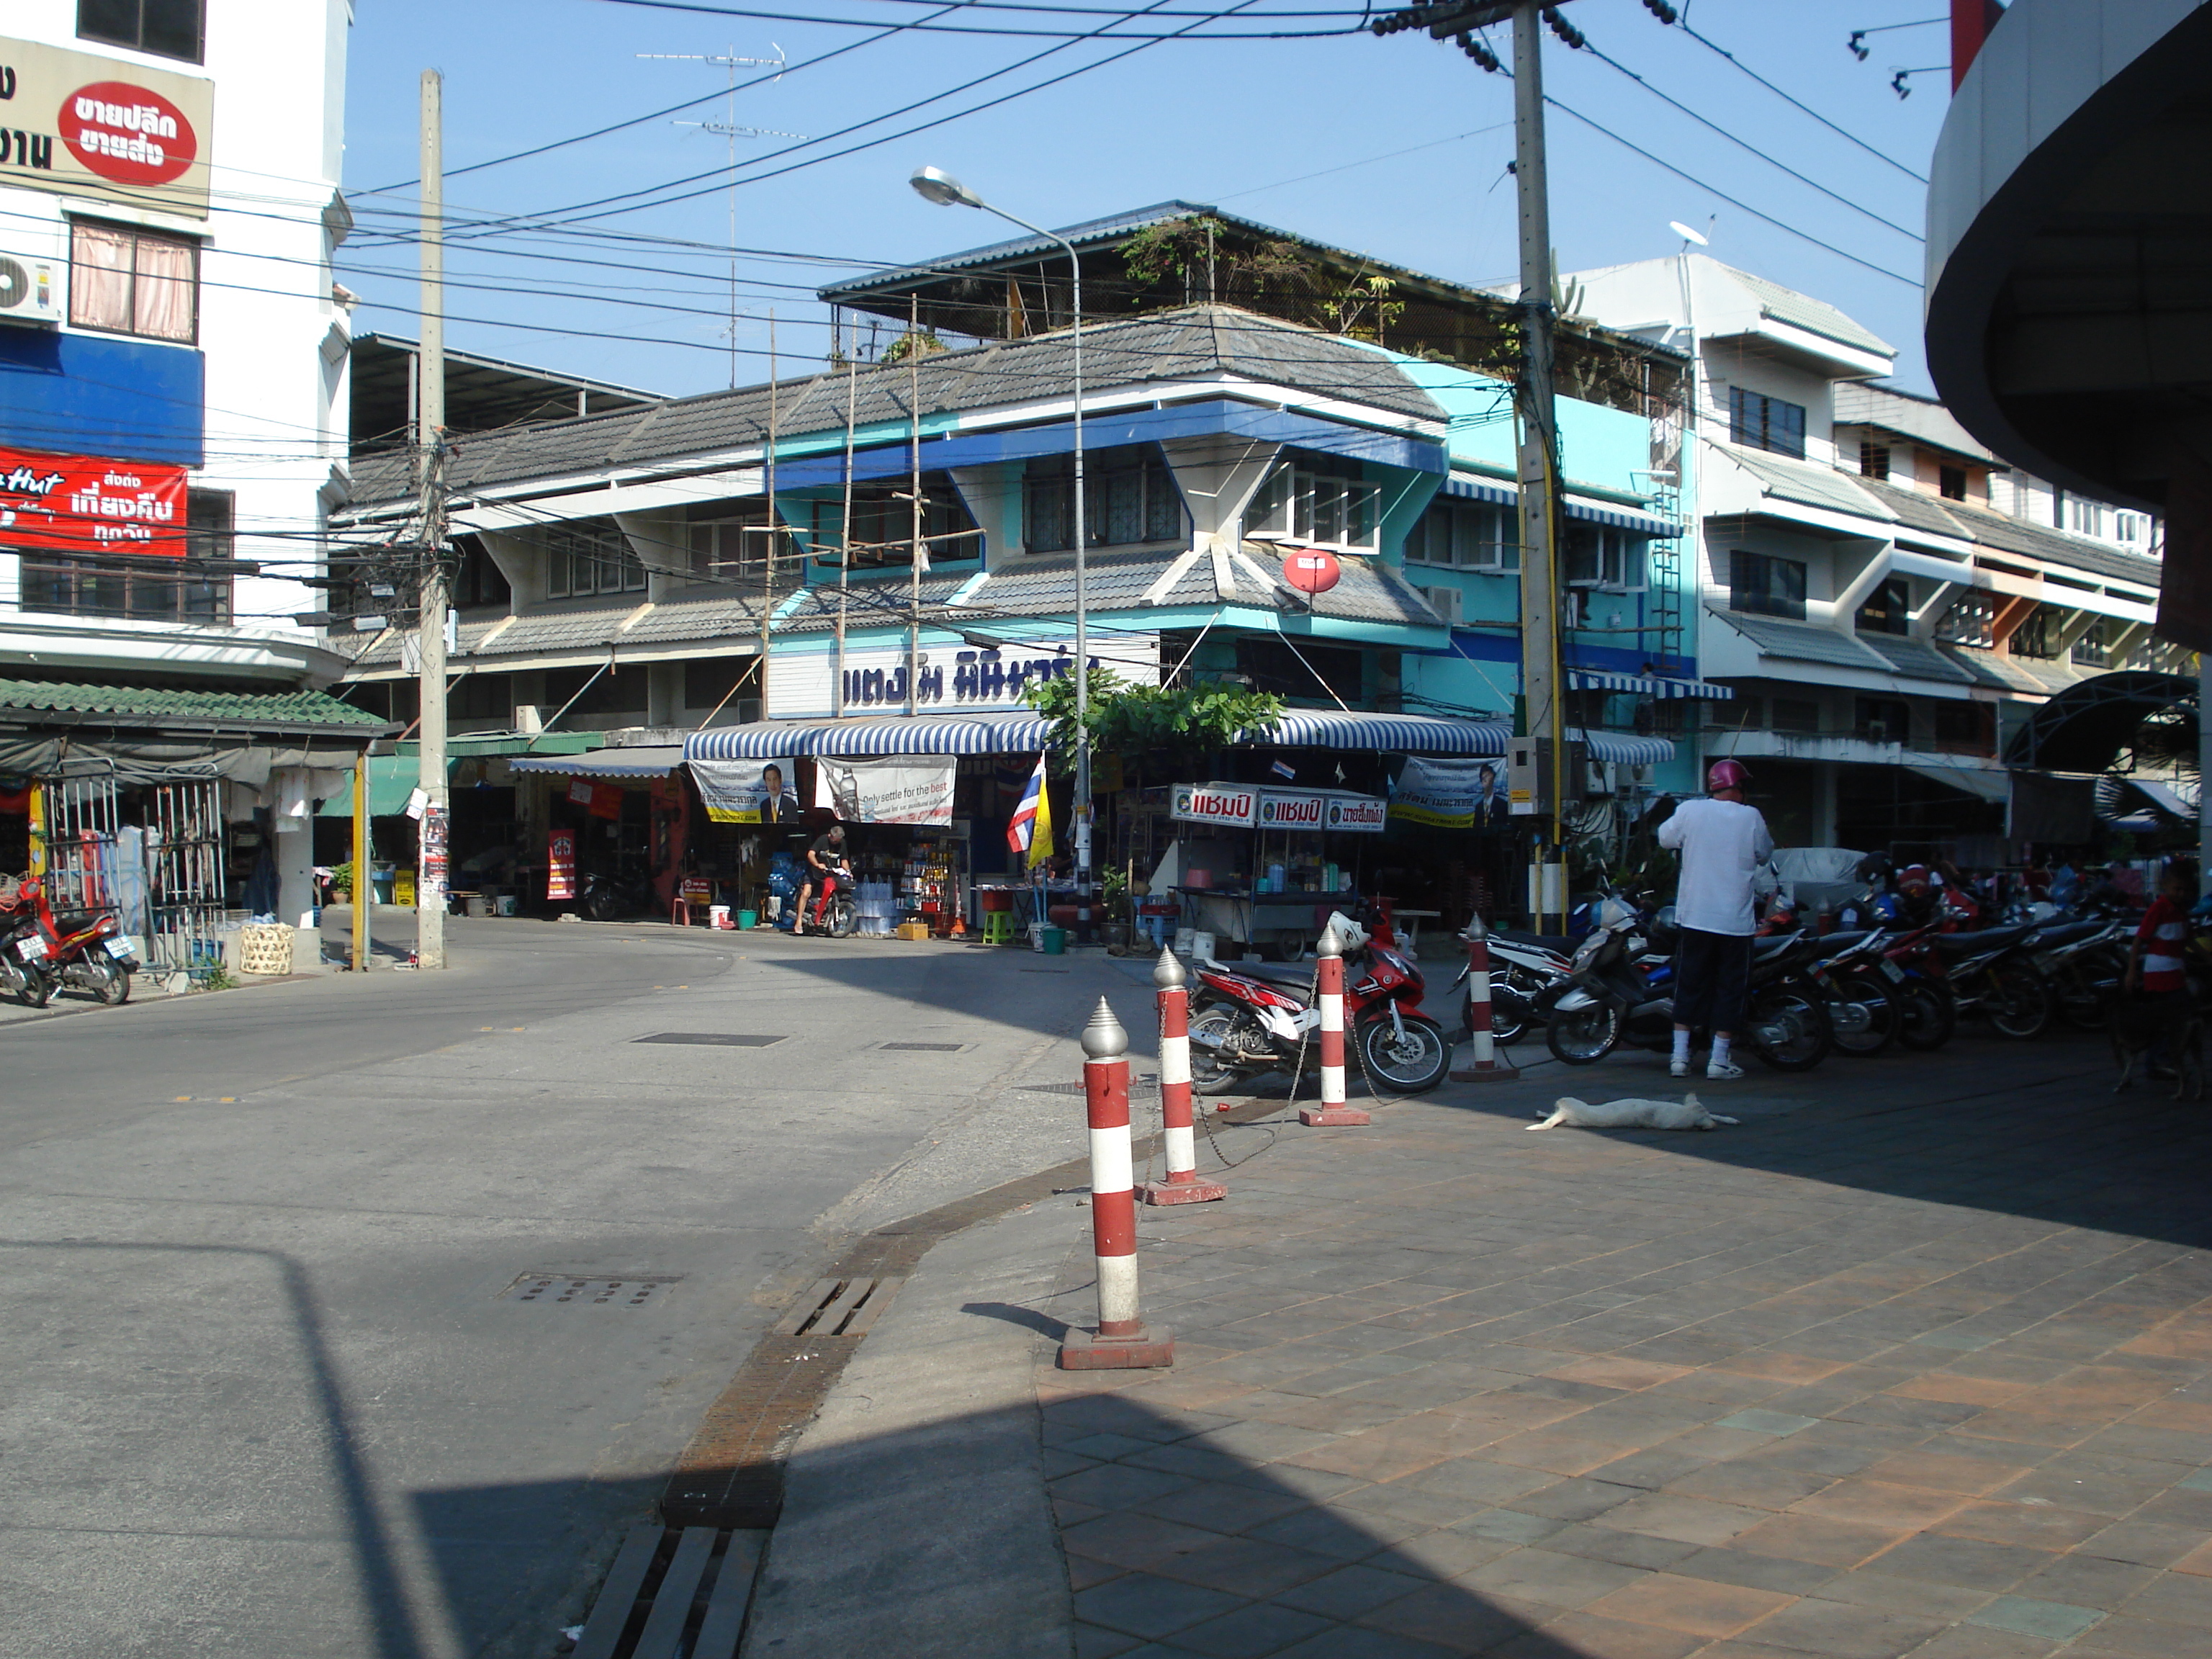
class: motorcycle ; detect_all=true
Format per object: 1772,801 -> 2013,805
785,862 -> 858,939
0,887 -> 53,1007
18,876 -> 138,1005
1188,912 -> 1452,1094
2023,917 -> 2128,1031
580,868 -> 655,923
1444,925 -> 1574,1048
1542,898 -> 1833,1071
1804,928 -> 1907,1057
1876,923 -> 1959,1051
1923,921 -> 2054,1039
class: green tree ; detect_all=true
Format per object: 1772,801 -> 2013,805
1023,669 -> 1283,780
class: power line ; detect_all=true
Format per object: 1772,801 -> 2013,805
583,0 -> 1364,36
1212,120 -> 1511,201
1671,17 -> 1929,185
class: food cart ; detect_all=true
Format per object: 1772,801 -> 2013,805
1164,781 -> 1387,959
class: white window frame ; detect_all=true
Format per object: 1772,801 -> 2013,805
1563,523 -> 1646,593
1246,463 -> 1381,553
1404,499 -> 1516,571
546,521 -> 646,599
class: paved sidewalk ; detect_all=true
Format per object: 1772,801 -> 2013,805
1022,1035 -> 2212,1659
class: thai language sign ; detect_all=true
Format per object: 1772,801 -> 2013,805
1391,757 -> 1509,830
767,634 -> 1159,718
1172,783 -> 1258,829
0,36 -> 215,217
0,446 -> 189,557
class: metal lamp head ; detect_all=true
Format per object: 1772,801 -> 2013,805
910,166 -> 983,210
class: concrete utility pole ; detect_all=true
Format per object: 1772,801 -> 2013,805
1510,0 -> 1566,932
415,68 -> 450,970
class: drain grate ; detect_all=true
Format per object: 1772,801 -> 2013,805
503,1273 -> 680,1307
770,1276 -> 904,1339
571,1523 -> 765,1659
633,1033 -> 787,1048
880,1041 -> 963,1052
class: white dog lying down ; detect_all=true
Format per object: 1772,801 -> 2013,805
1529,1093 -> 1740,1132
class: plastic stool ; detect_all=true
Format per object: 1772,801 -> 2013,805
982,911 -> 1017,945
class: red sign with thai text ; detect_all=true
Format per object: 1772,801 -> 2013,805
547,830 -> 577,902
0,446 -> 189,557
60,81 -> 199,188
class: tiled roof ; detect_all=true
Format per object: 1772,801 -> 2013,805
0,679 -> 387,727
1725,266 -> 1895,357
1861,634 -> 1977,685
348,307 -> 1447,506
1709,610 -> 1890,671
1852,477 -> 1972,544
1944,504 -> 2163,588
1942,647 -> 2049,694
1724,447 -> 1890,521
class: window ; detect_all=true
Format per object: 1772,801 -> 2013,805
1245,457 -> 1380,552
1856,576 -> 1910,637
2113,511 -> 2149,547
1729,550 -> 1807,620
2010,603 -> 2064,660
544,666 -> 647,717
1563,523 -> 1645,591
804,482 -> 974,569
69,220 -> 198,343
1855,696 -> 1910,745
1023,450 -> 1180,553
1933,699 -> 1995,756
1727,387 -> 1806,459
1936,593 -> 1997,648
1771,697 -> 1821,734
451,672 -> 513,721
1236,637 -> 1366,703
1939,465 -> 1969,502
544,518 -> 644,598
16,488 -> 234,624
449,536 -> 512,609
1404,499 -> 1516,570
1858,441 -> 1890,480
2072,619 -> 2110,667
78,0 -> 204,62
684,657 -> 757,710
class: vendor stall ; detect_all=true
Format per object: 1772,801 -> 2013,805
1160,781 -> 1388,959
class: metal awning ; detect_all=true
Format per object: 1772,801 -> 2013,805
686,714 -> 1049,761
1264,709 -> 1511,754
510,745 -> 686,778
1905,764 -> 2010,803
1436,474 -> 1679,539
1566,670 -> 1734,701
1571,731 -> 1676,766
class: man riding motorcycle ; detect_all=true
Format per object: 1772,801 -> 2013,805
793,824 -> 847,936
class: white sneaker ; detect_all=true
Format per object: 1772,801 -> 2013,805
1670,1058 -> 1690,1078
1706,1060 -> 1745,1081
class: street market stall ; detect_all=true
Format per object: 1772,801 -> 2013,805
1161,780 -> 1387,959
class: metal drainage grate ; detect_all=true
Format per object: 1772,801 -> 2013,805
880,1041 -> 963,1052
633,1033 -> 788,1048
570,1523 -> 765,1659
1020,1074 -> 1158,1095
770,1275 -> 904,1338
503,1273 -> 680,1307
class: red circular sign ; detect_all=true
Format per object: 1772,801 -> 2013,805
1282,548 -> 1342,595
60,81 -> 199,188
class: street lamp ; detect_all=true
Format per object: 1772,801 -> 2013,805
910,166 -> 1094,931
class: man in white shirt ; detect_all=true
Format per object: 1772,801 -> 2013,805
1656,759 -> 1774,1079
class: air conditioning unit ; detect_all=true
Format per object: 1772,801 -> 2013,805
1421,585 -> 1463,624
513,704 -> 545,734
0,251 -> 60,326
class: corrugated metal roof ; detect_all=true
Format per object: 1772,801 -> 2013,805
1944,503 -> 2164,588
1853,476 -> 1972,543
1725,266 -> 1895,358
1941,647 -> 2049,694
0,679 -> 387,727
1861,634 -> 1977,685
1710,610 -> 1890,671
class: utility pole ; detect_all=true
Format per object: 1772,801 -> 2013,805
415,68 -> 450,970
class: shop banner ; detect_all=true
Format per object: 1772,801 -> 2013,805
690,756 -> 804,824
1257,788 -> 1326,830
819,756 -> 957,825
768,633 -> 1159,719
1326,794 -> 1388,835
1171,782 -> 1258,829
1392,757 -> 1508,830
0,36 -> 215,218
0,446 -> 189,557
547,829 -> 577,901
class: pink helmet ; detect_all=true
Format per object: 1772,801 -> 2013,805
1707,758 -> 1750,792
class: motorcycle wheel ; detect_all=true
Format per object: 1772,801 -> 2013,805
1825,970 -> 1897,1057
17,963 -> 53,1009
2059,952 -> 2121,1030
583,887 -> 622,923
825,896 -> 859,939
1545,1001 -> 1621,1066
90,956 -> 129,1006
1489,1009 -> 1529,1048
1894,980 -> 1956,1051
1357,1013 -> 1452,1093
1189,1004 -> 1256,1094
1748,985 -> 1831,1071
1984,966 -> 2052,1040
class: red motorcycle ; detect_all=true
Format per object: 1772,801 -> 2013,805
1187,912 -> 1452,1094
786,863 -> 858,939
6,876 -> 138,1007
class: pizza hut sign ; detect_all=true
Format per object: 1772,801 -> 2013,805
1171,783 -> 1256,829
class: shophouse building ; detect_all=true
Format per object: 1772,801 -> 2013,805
0,3 -> 382,969
1565,254 -> 2170,859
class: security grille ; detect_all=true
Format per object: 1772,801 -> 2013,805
146,781 -> 228,970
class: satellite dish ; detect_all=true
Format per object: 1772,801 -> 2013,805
1669,221 -> 1709,247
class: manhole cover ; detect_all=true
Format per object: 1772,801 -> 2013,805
881,1041 -> 963,1052
634,1033 -> 788,1047
501,1273 -> 680,1306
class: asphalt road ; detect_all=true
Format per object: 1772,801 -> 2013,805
0,918 -> 1164,1659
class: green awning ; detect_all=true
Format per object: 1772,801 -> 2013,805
0,678 -> 389,730
318,754 -> 420,817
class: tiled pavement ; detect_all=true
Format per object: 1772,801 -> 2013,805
1034,1037 -> 2212,1659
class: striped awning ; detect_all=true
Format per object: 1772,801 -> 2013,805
685,713 -> 1049,760
1567,670 -> 1735,701
1572,730 -> 1676,766
1264,709 -> 1512,755
1435,475 -> 1679,539
510,745 -> 685,778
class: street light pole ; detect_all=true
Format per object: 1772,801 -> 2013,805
910,167 -> 1092,930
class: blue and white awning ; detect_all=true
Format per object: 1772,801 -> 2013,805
1264,709 -> 1511,755
1567,670 -> 1735,701
1435,474 -> 1680,539
685,713 -> 1048,760
1570,730 -> 1676,766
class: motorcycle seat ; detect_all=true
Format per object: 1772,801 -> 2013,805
1225,960 -> 1318,991
1930,923 -> 2036,957
2024,919 -> 2106,949
1492,928 -> 1573,954
1814,929 -> 1879,955
1750,932 -> 1802,961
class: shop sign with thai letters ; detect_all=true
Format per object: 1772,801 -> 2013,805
0,37 -> 215,218
0,446 -> 188,557
1256,789 -> 1326,830
768,634 -> 1158,718
1171,783 -> 1257,829
1324,794 -> 1388,834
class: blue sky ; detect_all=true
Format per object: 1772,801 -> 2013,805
339,0 -> 1953,401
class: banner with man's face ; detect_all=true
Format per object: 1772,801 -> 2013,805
691,757 -> 801,823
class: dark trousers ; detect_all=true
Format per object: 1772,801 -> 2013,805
1674,927 -> 1753,1034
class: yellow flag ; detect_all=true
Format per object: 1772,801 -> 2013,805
1026,772 -> 1055,871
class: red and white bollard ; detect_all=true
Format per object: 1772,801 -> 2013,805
1059,997 -> 1175,1370
1449,913 -> 1519,1083
1142,948 -> 1226,1205
1299,925 -> 1370,1128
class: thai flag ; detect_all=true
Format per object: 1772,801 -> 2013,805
1269,759 -> 1297,781
1007,752 -> 1051,866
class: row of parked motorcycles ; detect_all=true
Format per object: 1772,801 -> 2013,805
1478,888 -> 2136,1072
0,876 -> 140,1008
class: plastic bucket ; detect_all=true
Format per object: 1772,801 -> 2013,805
735,909 -> 757,930
495,896 -> 517,917
465,896 -> 491,918
709,904 -> 732,930
1039,926 -> 1068,956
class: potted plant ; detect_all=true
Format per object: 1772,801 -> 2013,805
325,860 -> 353,904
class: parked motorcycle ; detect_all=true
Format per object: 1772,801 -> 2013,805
1804,929 -> 1905,1057
1877,924 -> 1959,1051
2023,917 -> 2128,1031
1923,921 -> 2054,1039
1444,926 -> 1574,1048
580,868 -> 655,923
17,877 -> 137,1005
1188,912 -> 1452,1094
785,862 -> 858,939
0,889 -> 53,1007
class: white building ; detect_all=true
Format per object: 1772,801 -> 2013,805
0,3 -> 379,971
1563,253 -> 2169,858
